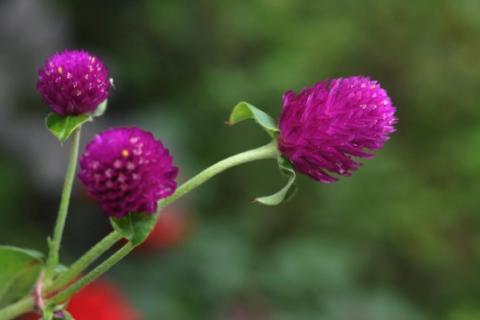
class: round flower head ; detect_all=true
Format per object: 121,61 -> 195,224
79,127 -> 178,218
278,76 -> 397,183
37,50 -> 110,115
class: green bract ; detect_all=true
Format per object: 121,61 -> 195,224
228,101 -> 279,138
255,157 -> 297,205
45,113 -> 90,143
45,100 -> 108,143
228,102 -> 296,205
111,213 -> 158,246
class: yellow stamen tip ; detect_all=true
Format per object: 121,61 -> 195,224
121,149 -> 130,158
57,66 -> 63,74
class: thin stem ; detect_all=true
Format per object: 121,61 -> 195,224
56,140 -> 279,296
0,231 -> 121,320
0,141 -> 279,319
49,242 -> 134,305
45,128 -> 82,280
157,140 -> 279,210
0,297 -> 34,320
47,230 -> 122,292
51,141 -> 278,302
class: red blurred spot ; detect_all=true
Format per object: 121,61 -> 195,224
137,208 -> 192,252
19,279 -> 139,320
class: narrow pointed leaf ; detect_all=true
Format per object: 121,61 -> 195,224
111,212 -> 157,246
255,157 -> 297,205
0,246 -> 44,306
45,113 -> 91,143
228,101 -> 279,137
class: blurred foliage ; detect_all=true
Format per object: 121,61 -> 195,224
2,0 -> 480,319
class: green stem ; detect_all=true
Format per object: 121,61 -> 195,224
51,141 -> 279,302
157,140 -> 279,210
0,141 -> 279,319
47,231 -> 122,292
45,128 -> 82,280
50,141 -> 278,303
0,297 -> 33,320
49,242 -> 134,305
0,231 -> 121,320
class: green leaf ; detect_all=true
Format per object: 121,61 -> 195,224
92,99 -> 108,117
228,101 -> 279,137
0,246 -> 44,306
255,157 -> 297,205
110,213 -> 157,246
45,113 -> 91,143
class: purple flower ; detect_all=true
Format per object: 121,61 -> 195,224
79,128 -> 178,218
278,76 -> 397,183
37,50 -> 110,116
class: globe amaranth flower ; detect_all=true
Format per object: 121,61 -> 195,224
278,76 -> 397,183
37,50 -> 110,115
79,127 -> 178,218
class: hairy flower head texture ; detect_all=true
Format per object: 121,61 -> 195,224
79,127 -> 178,217
37,50 -> 110,115
278,76 -> 397,183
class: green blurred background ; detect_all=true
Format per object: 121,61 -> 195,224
1,0 -> 480,319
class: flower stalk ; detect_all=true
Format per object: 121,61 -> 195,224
45,128 -> 82,281
48,230 -> 123,292
0,140 -> 279,320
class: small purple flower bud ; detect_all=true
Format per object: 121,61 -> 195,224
53,310 -> 65,319
278,76 -> 397,183
79,128 -> 178,218
37,50 -> 110,116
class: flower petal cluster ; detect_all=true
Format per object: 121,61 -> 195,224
79,127 -> 178,217
37,50 -> 110,115
278,76 -> 397,183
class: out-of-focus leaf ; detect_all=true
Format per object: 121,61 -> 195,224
0,245 -> 44,306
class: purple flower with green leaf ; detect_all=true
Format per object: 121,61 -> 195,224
278,76 -> 397,183
79,128 -> 178,217
37,50 -> 110,116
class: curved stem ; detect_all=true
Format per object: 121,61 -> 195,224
0,141 -> 279,319
51,141 -> 279,302
45,128 -> 82,280
0,231 -> 121,320
0,297 -> 34,320
47,231 -> 122,292
157,140 -> 279,210
49,242 -> 134,305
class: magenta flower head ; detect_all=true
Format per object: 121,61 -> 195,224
79,128 -> 178,218
37,50 -> 110,116
278,76 -> 397,183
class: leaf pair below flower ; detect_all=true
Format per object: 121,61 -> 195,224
228,101 -> 297,206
